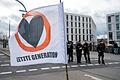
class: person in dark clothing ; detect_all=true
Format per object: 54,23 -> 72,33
76,41 -> 83,63
83,40 -> 91,64
113,42 -> 118,54
67,41 -> 73,62
97,39 -> 105,64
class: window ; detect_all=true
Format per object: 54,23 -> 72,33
75,16 -> 77,21
116,23 -> 119,30
87,35 -> 88,41
83,29 -> 84,34
71,35 -> 73,41
89,29 -> 91,34
75,22 -> 77,27
89,18 -> 91,22
71,28 -> 73,33
108,16 -> 111,22
90,35 -> 92,41
116,15 -> 119,22
78,16 -> 80,21
67,28 -> 69,33
89,23 -> 91,28
75,35 -> 77,41
71,22 -> 73,27
79,29 -> 81,34
82,17 -> 84,22
67,35 -> 69,41
108,24 -> 112,31
82,23 -> 84,28
86,29 -> 88,34
109,32 -> 113,40
79,35 -> 81,41
117,31 -> 120,39
66,15 -> 68,20
86,17 -> 88,22
71,15 -> 73,21
75,29 -> 77,34
79,22 -> 80,27
83,35 -> 85,41
86,23 -> 88,28
66,21 -> 68,27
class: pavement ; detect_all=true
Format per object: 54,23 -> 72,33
0,48 -> 120,80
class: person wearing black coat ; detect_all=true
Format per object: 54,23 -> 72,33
67,41 -> 73,62
83,40 -> 91,64
97,39 -> 105,64
76,42 -> 83,63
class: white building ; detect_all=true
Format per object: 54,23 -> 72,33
64,12 -> 97,44
107,12 -> 120,46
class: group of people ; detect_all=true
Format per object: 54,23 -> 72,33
67,39 -> 106,64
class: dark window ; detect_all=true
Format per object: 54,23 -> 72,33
79,35 -> 81,41
71,22 -> 73,27
87,35 -> 88,41
75,29 -> 77,34
71,15 -> 73,21
82,17 -> 84,22
117,31 -> 120,39
79,22 -> 80,27
108,16 -> 111,22
78,16 -> 80,21
83,35 -> 85,41
66,15 -> 68,20
116,23 -> 119,30
79,29 -> 81,34
71,28 -> 73,33
108,24 -> 111,31
116,15 -> 119,22
76,35 -> 77,41
89,18 -> 91,22
75,22 -> 77,27
89,29 -> 91,34
89,23 -> 91,28
71,35 -> 73,41
83,23 -> 84,28
66,21 -> 68,27
90,35 -> 92,41
67,28 -> 69,33
75,16 -> 77,21
86,17 -> 88,22
67,35 -> 69,41
109,32 -> 113,40
86,29 -> 88,34
83,29 -> 84,34
86,23 -> 88,28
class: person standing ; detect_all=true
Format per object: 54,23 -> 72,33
67,41 -> 73,62
76,41 -> 83,63
83,40 -> 91,64
97,39 -> 105,64
113,42 -> 118,54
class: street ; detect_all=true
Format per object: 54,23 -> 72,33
0,49 -> 120,80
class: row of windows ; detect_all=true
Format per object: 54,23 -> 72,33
66,28 -> 91,34
66,15 -> 91,22
108,23 -> 120,31
66,21 -> 91,28
108,15 -> 119,23
67,35 -> 92,41
109,31 -> 120,40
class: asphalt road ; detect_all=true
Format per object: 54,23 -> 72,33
0,50 -> 120,80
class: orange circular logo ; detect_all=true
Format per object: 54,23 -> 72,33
15,11 -> 51,52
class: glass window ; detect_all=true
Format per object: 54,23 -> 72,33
67,28 -> 68,33
71,22 -> 73,27
117,31 -> 120,39
87,35 -> 88,41
79,29 -> 81,34
78,16 -> 80,21
89,29 -> 91,34
75,22 -> 77,27
71,35 -> 73,41
83,29 -> 84,34
90,35 -> 92,41
66,15 -> 68,20
116,15 -> 119,22
71,28 -> 73,33
75,16 -> 77,21
75,29 -> 77,34
67,35 -> 69,41
109,32 -> 113,40
86,23 -> 88,28
89,18 -> 91,22
79,35 -> 81,41
66,21 -> 68,27
82,17 -> 84,22
108,24 -> 111,31
71,15 -> 73,21
86,29 -> 88,34
76,35 -> 77,41
89,23 -> 91,28
116,23 -> 119,30
83,23 -> 84,28
79,22 -> 80,27
83,35 -> 85,41
86,17 -> 88,22
108,16 -> 111,22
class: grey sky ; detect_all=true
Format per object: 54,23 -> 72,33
0,0 -> 120,37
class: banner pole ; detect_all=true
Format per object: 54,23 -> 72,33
65,64 -> 69,80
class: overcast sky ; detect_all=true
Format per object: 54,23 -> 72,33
0,0 -> 120,37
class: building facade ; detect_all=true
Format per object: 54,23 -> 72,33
64,12 -> 96,44
107,12 -> 120,46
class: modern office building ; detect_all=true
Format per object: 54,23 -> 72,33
64,12 -> 97,44
107,12 -> 120,46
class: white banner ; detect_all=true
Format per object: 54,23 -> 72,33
9,3 -> 67,66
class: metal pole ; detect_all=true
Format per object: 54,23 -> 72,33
8,20 -> 10,38
15,0 -> 27,12
65,64 -> 69,80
